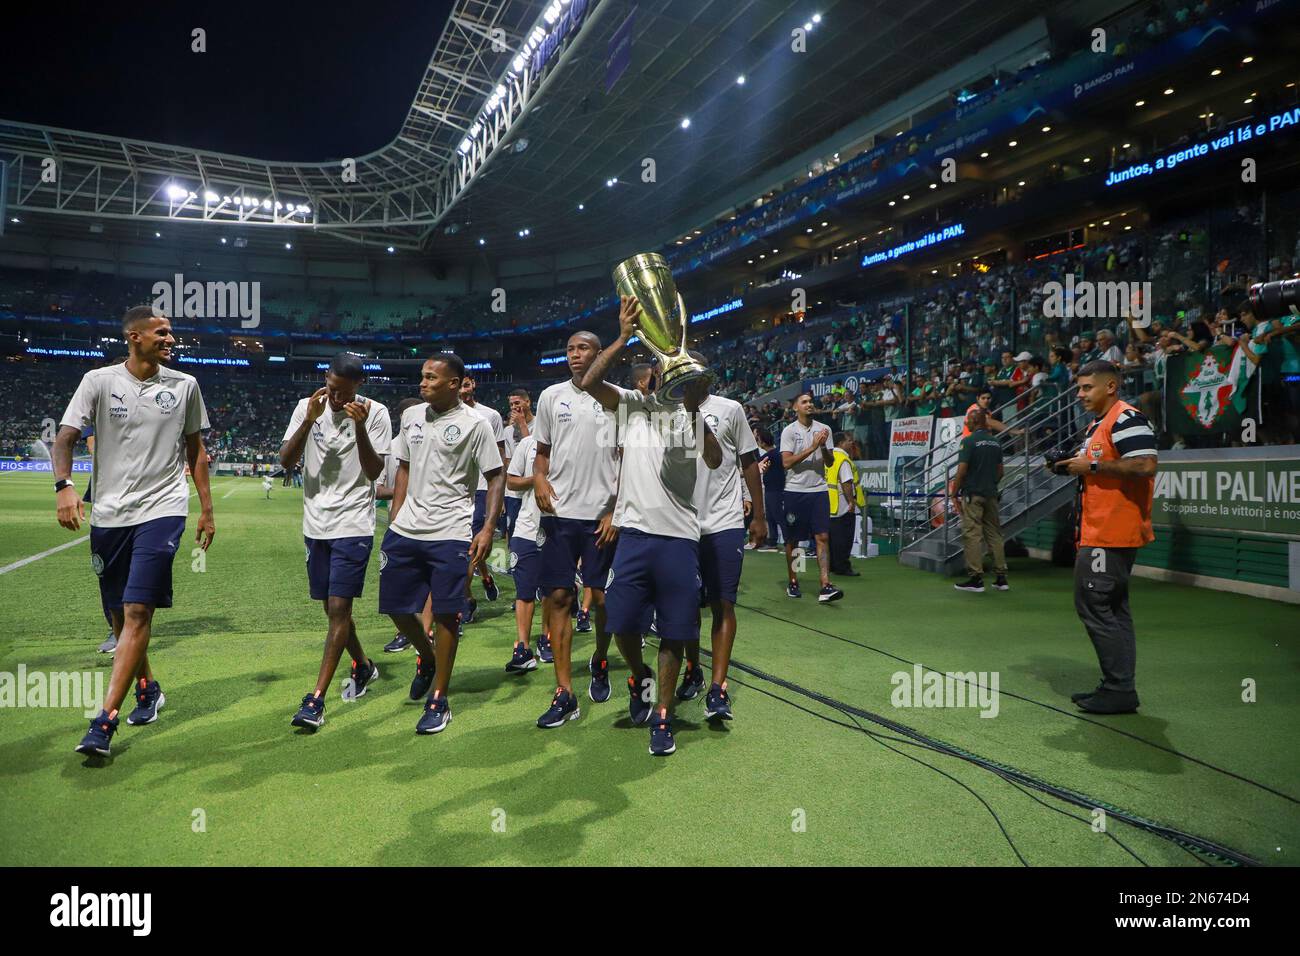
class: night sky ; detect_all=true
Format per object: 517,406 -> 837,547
1,1 -> 455,160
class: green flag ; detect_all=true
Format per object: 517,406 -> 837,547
1163,343 -> 1260,436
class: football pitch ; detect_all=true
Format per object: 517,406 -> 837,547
1,472 -> 1297,867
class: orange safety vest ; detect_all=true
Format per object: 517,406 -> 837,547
1078,399 -> 1155,549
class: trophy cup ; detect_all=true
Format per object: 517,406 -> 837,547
611,252 -> 710,403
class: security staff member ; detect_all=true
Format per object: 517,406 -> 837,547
1047,361 -> 1157,714
826,434 -> 863,576
951,407 -> 1007,593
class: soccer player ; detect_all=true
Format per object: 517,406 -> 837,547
531,332 -> 623,726
380,397 -> 427,654
460,372 -> 506,623
503,387 -> 534,539
280,354 -> 391,730
262,472 -> 274,498
780,394 -> 843,603
381,353 -> 502,734
56,305 -> 215,758
677,374 -> 766,721
579,296 -> 722,755
82,426 -> 119,655
503,430 -> 552,672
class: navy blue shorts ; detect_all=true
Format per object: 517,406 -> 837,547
700,527 -> 746,604
509,536 -> 542,604
90,515 -> 186,610
784,489 -> 829,542
305,535 -> 373,601
538,515 -> 616,593
378,530 -> 469,616
605,529 -> 700,642
504,497 -> 521,538
471,489 -> 488,537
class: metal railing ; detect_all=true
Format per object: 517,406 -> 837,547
891,384 -> 1086,561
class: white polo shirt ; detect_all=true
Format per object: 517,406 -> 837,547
780,418 -> 832,492
391,401 -> 502,542
282,394 -> 391,539
614,389 -> 701,541
60,363 -> 209,528
694,394 -> 758,535
532,379 -> 621,520
465,401 -> 504,493
506,434 -> 540,544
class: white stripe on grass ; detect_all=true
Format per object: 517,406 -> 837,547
0,535 -> 90,575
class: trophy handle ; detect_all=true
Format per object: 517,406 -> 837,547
675,291 -> 689,352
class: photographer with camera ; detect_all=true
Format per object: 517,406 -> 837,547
1046,361 -> 1157,715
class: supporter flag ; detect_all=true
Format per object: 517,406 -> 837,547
1164,343 -> 1260,436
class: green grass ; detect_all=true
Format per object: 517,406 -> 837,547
0,472 -> 1296,866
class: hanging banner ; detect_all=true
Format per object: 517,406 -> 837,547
1163,343 -> 1262,436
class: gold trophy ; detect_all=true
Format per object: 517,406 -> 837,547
611,252 -> 710,403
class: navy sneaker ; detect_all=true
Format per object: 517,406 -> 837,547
463,599 -> 478,625
587,658 -> 611,702
97,632 -> 117,654
416,694 -> 452,734
676,661 -> 705,701
291,694 -> 325,729
75,710 -> 119,757
484,576 -> 500,602
817,584 -> 844,603
409,654 -> 436,701
341,658 -> 379,701
536,632 -> 554,664
126,678 -> 165,725
786,582 -> 802,599
575,608 -> 592,633
384,633 -> 411,653
704,682 -> 733,721
536,687 -> 581,728
506,642 -> 538,673
649,713 -> 676,756
627,667 -> 654,725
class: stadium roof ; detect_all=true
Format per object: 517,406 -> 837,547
0,0 -> 1062,262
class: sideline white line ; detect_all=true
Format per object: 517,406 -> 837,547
220,482 -> 242,499
0,535 -> 90,575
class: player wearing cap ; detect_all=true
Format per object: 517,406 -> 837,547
531,331 -> 623,727
676,377 -> 765,721
56,306 -> 215,759
579,296 -> 722,756
381,353 -> 503,735
779,394 -> 843,603
280,354 -> 391,731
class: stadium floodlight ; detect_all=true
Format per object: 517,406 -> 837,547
888,200 -> 896,206
387,246 -> 395,253
812,13 -> 822,22
1163,87 -> 1174,95
577,203 -> 584,210
285,242 -> 292,249
736,74 -> 745,85
204,191 -> 219,203
929,183 -> 937,189
680,117 -> 691,129
1009,140 -> 1018,147
902,194 -> 910,200
1041,125 -> 1052,132
154,231 -> 161,238
220,237 -> 227,244
980,151 -> 989,158
804,21 -> 812,31
261,199 -> 272,210
478,238 -> 486,246
1083,157 -> 1091,163
1211,68 -> 1222,76
1241,56 -> 1253,64
458,139 -> 472,154
165,183 -> 188,200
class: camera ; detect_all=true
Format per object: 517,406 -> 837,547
1248,278 -> 1300,319
1043,447 -> 1076,476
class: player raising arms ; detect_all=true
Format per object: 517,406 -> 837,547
531,332 -> 623,727
459,372 -> 506,624
56,305 -> 215,759
678,375 -> 766,720
780,394 -> 843,603
579,296 -> 723,756
382,353 -> 503,735
280,354 -> 391,730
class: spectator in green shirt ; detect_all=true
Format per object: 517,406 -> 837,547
952,407 -> 1008,593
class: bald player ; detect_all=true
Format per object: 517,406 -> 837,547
531,330 -> 623,728
58,305 -> 215,758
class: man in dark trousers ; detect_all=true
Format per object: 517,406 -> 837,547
951,407 -> 1007,594
1047,361 -> 1157,714
826,433 -> 861,577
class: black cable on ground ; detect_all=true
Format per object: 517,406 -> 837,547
735,600 -> 1298,807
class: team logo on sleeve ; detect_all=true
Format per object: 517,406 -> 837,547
606,568 -> 615,589
305,544 -> 311,564
379,550 -> 388,571
535,527 -> 546,547
705,413 -> 719,431
786,512 -> 797,525
155,389 -> 178,412
508,551 -> 519,570
442,424 -> 462,444
90,553 -> 104,576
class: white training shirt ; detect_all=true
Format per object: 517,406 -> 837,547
502,418 -> 532,501
465,401 -> 504,492
391,401 -> 502,542
614,389 -> 702,540
282,394 -> 391,539
60,363 -> 209,528
506,434 -> 540,543
693,394 -> 758,535
532,379 -> 621,520
780,418 -> 833,492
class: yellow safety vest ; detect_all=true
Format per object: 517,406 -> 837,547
826,448 -> 865,514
